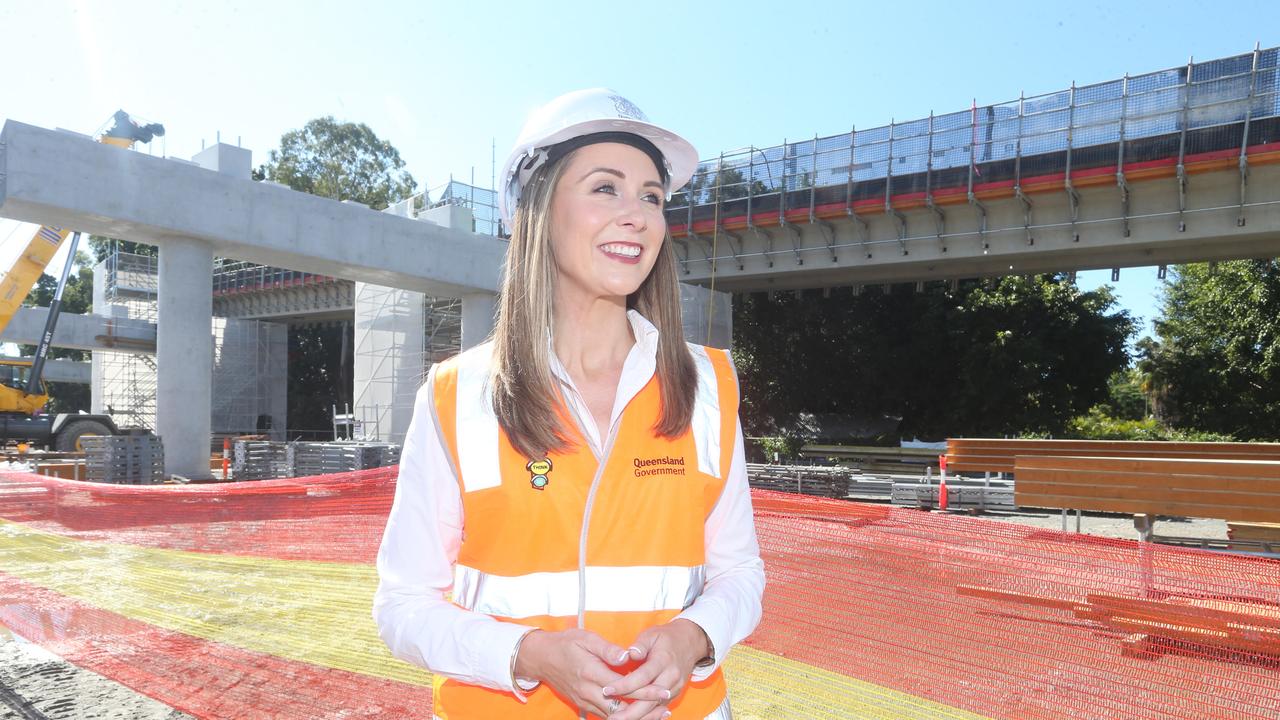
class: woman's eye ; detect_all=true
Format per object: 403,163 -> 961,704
594,183 -> 617,195
643,192 -> 662,206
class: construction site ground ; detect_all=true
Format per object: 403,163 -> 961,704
0,500 -> 1236,719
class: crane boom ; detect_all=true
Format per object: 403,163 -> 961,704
0,224 -> 72,338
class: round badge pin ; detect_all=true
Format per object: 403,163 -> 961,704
526,458 -> 552,490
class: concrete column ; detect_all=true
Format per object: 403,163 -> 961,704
156,237 -> 214,480
461,292 -> 496,349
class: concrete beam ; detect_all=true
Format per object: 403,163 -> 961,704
674,164 -> 1280,292
1,357 -> 91,384
0,120 -> 507,296
0,307 -> 156,353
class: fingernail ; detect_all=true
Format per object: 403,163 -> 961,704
662,711 -> 672,718
602,686 -> 615,697
617,649 -> 630,663
628,645 -> 643,655
663,689 -> 672,700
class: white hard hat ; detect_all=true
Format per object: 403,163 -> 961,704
498,88 -> 699,228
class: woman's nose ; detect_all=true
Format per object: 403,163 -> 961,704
615,196 -> 649,231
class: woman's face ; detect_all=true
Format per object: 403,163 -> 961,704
548,142 -> 667,308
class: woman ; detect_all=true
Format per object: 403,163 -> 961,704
373,88 -> 764,720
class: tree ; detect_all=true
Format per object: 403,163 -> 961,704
1138,260 -> 1280,440
732,274 -> 1133,442
87,235 -> 156,262
264,117 -> 417,210
261,118 -> 417,434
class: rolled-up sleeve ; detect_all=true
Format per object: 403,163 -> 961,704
676,419 -> 766,680
372,372 -> 533,696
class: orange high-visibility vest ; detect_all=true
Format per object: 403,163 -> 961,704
429,341 -> 739,720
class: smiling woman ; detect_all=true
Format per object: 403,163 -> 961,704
373,89 -> 765,720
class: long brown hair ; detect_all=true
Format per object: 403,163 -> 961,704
489,148 -> 697,458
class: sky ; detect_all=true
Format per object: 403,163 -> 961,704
2,0 -> 1277,346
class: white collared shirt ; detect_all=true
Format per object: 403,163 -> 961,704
372,310 -> 765,696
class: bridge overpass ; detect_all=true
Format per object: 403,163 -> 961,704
665,46 -> 1280,291
0,123 -> 505,478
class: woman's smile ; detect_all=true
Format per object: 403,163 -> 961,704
599,242 -> 644,263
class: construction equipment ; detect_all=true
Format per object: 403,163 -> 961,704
0,111 -> 163,451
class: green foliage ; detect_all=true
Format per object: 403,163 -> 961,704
733,274 -> 1134,441
87,235 -> 156,262
753,435 -> 807,463
287,322 -> 353,436
263,117 -> 417,210
1139,260 -> 1280,441
1065,405 -> 1235,441
1100,368 -> 1148,421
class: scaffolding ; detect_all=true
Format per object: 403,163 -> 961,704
353,283 -> 430,444
210,317 -> 288,438
423,296 -> 462,363
384,179 -> 503,237
93,250 -> 287,437
94,252 -> 159,431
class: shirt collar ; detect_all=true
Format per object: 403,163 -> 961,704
548,310 -> 662,450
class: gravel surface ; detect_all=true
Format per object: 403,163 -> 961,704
0,627 -> 190,720
972,508 -> 1231,541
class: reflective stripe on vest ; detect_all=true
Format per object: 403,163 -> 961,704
454,563 -> 706,618
430,341 -> 737,719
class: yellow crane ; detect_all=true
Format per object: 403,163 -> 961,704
0,111 -> 163,450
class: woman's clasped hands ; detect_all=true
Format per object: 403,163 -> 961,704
514,619 -> 711,719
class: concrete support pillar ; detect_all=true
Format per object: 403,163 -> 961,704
156,237 -> 213,480
461,292 -> 496,349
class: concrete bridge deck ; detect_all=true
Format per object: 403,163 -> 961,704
664,47 -> 1280,290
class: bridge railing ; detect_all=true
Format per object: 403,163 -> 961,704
666,46 -> 1280,229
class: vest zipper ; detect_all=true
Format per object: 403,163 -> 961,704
561,366 -> 645,717
575,417 -> 622,720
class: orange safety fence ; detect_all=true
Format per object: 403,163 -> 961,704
1,468 -> 1277,719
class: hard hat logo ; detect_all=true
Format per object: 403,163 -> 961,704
609,95 -> 648,122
